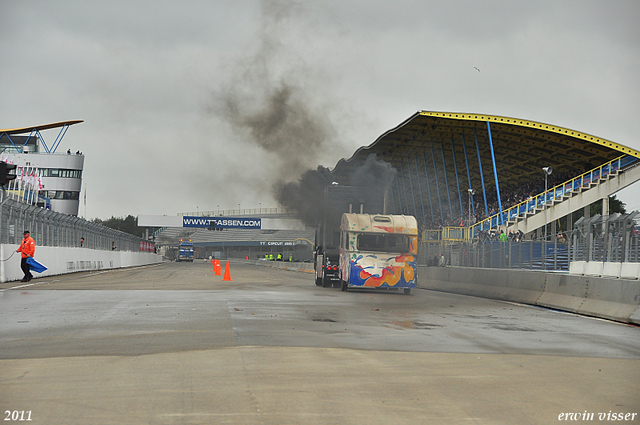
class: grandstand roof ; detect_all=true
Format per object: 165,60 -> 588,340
0,120 -> 84,135
331,111 -> 640,189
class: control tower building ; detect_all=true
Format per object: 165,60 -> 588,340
0,120 -> 84,216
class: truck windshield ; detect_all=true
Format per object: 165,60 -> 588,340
357,233 -> 410,253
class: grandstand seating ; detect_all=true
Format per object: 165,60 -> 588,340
472,155 -> 640,237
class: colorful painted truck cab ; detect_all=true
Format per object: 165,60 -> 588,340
339,213 -> 418,294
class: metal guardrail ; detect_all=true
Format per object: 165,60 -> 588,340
1,196 -> 153,251
421,239 -> 572,271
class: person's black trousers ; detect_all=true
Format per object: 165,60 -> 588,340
20,257 -> 33,281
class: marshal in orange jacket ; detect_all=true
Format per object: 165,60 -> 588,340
17,234 -> 35,258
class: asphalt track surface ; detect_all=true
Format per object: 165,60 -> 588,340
1,260 -> 639,425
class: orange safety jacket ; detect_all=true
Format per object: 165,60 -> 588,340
17,235 -> 35,258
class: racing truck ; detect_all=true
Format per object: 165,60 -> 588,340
314,185 -> 386,288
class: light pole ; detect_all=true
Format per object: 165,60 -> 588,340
542,167 -> 553,240
467,188 -> 475,235
542,166 -> 553,270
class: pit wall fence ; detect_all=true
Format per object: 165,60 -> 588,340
0,196 -> 162,283
1,245 -> 162,283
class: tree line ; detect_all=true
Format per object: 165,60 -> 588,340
93,215 -> 145,238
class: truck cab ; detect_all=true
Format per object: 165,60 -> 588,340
176,239 -> 194,262
339,214 -> 418,294
315,246 -> 341,288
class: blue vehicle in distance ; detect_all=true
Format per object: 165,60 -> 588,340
177,239 -> 194,262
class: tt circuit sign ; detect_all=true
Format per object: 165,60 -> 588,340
138,215 -> 304,231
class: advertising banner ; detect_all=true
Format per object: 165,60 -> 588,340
182,216 -> 262,229
138,215 -> 303,230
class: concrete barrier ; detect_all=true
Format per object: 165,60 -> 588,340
418,267 -> 545,305
584,262 -> 604,276
1,244 -> 162,283
620,263 -> 640,280
569,261 -> 586,275
570,261 -> 640,280
602,262 -> 622,278
418,266 -> 640,325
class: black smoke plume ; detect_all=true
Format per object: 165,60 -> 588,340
274,166 -> 333,227
348,154 -> 397,194
209,1 -> 397,226
275,155 -> 397,227
210,1 -> 334,181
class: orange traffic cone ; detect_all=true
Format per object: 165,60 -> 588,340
222,260 -> 232,281
214,260 -> 222,276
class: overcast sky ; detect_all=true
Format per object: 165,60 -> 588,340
2,0 -> 639,219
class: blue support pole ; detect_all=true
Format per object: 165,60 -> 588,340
50,124 -> 71,154
461,134 -> 475,216
440,142 -> 454,220
474,128 -> 489,219
414,155 -> 427,225
1,133 -> 19,151
451,137 -> 464,218
35,130 -> 50,153
406,157 -> 418,217
422,151 -> 435,223
486,122 -> 504,225
400,161 -> 410,214
431,147 -> 445,223
19,131 -> 36,153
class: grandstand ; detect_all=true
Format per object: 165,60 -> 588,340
331,111 -> 640,242
153,110 -> 640,268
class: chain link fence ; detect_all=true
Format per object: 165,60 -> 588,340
571,212 -> 640,263
419,212 -> 640,271
1,196 -> 151,252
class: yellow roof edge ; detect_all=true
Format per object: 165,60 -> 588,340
419,111 -> 640,159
